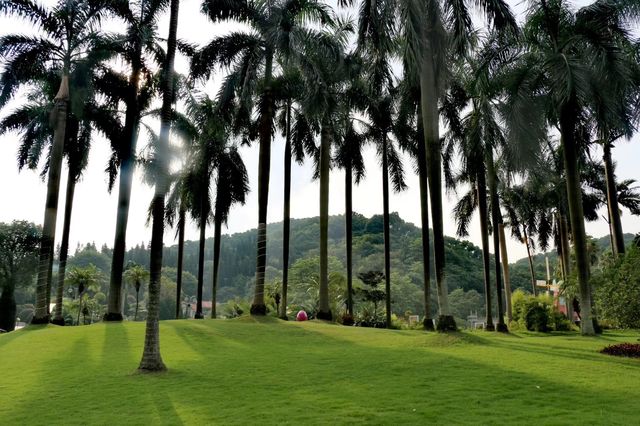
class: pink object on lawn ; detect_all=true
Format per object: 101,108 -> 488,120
296,310 -> 308,321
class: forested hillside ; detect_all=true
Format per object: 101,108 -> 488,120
122,212 -> 535,316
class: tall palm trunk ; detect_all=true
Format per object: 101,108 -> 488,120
416,110 -> 433,330
487,155 -> 507,332
498,223 -> 512,322
135,287 -> 140,321
558,213 -> 573,320
381,136 -> 392,328
280,101 -> 292,319
251,49 -> 274,316
477,168 -> 494,331
195,199 -> 206,319
211,215 -> 222,319
603,143 -> 625,256
345,163 -> 354,318
32,76 -> 69,324
419,52 -> 455,331
106,55 -> 143,321
175,207 -> 185,318
559,104 -> 595,335
317,121 -> 332,320
52,167 -> 76,325
523,229 -> 537,296
139,0 -> 180,372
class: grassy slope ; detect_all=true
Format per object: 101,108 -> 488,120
0,319 -> 639,425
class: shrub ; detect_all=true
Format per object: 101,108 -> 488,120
511,289 -> 568,332
600,343 -> 640,358
525,305 -> 549,332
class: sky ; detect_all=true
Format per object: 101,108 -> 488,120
0,0 -> 639,265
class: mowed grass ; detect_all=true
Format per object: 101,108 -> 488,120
0,318 -> 639,425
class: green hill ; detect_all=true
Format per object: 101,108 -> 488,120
1,320 -> 639,424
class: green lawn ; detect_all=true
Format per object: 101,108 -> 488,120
0,318 -> 638,425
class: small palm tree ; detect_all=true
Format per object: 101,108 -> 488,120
124,264 -> 150,321
65,265 -> 102,326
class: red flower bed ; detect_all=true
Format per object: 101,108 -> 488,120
600,343 -> 640,358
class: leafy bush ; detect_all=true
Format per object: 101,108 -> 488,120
511,289 -> 568,332
593,247 -> 640,329
600,343 -> 640,358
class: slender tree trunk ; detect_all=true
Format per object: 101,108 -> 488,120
106,56 -> 142,322
139,0 -> 180,372
195,202 -> 206,319
419,51 -> 454,331
52,170 -> 76,325
345,163 -> 354,319
281,101 -> 292,319
603,143 -> 625,256
558,213 -> 573,321
498,223 -> 512,322
211,215 -> 222,319
251,49 -> 274,316
415,110 -> 433,330
381,136 -> 392,328
175,207 -> 185,319
487,155 -> 507,332
559,104 -> 596,335
77,295 -> 83,326
523,229 -> 537,296
477,169 -> 494,331
33,76 -> 69,324
317,121 -> 332,320
135,289 -> 139,321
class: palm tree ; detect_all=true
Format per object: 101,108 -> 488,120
0,72 -> 120,326
66,265 -> 102,326
397,0 -> 516,331
395,78 -> 435,330
297,20 -> 355,321
104,0 -> 171,322
272,67 -> 318,319
123,264 -> 149,321
0,0 -> 113,324
361,90 -> 407,328
211,146 -> 249,318
139,0 -> 180,373
164,172 -> 190,318
334,117 -> 366,320
191,0 -> 333,315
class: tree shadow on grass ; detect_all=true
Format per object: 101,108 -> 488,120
101,322 -> 133,365
289,324 -> 639,424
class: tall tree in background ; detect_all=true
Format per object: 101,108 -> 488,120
273,67 -> 317,319
211,145 -> 249,318
139,0 -> 180,372
192,0 -> 333,315
362,91 -> 407,327
398,0 -> 516,331
298,20 -> 354,320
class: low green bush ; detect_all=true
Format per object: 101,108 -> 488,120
511,289 -> 568,332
